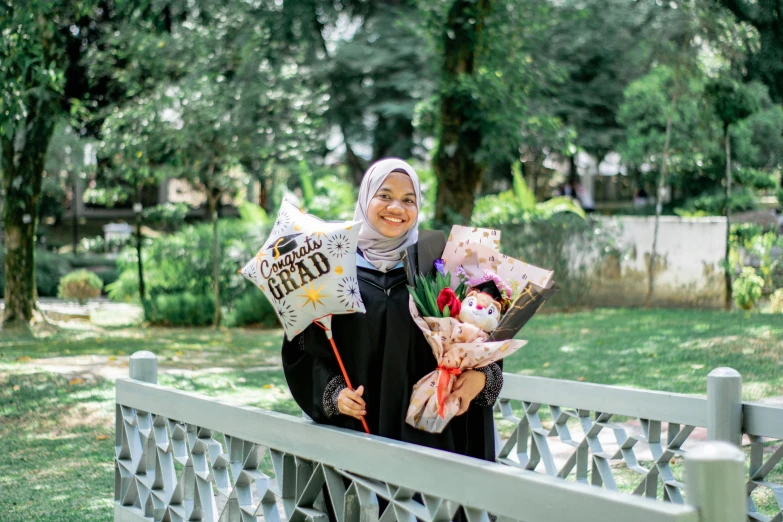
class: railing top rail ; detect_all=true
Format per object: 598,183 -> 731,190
116,378 -> 699,522
743,402 -> 783,439
500,373 -> 708,427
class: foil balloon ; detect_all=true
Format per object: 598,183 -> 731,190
239,200 -> 366,341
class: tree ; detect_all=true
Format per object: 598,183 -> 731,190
0,0 -> 96,327
427,0 -> 567,223
0,0 -> 172,328
717,0 -> 783,104
137,2 -> 325,326
430,0 -> 492,224
707,77 -> 759,308
90,96 -> 179,301
327,5 -> 434,177
619,63 -> 718,305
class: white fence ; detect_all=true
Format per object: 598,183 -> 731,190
114,352 -> 749,522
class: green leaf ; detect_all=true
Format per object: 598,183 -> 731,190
512,163 -> 537,212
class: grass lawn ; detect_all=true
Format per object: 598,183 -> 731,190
1,307 -> 782,520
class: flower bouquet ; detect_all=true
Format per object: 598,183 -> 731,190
403,226 -> 558,434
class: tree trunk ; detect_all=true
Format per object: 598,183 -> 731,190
433,0 -> 491,225
207,181 -> 221,327
1,109 -> 56,329
645,99 -> 676,307
135,188 -> 146,301
724,123 -> 732,310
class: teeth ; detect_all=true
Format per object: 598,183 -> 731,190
384,217 -> 403,223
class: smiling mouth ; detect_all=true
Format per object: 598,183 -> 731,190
382,216 -> 405,224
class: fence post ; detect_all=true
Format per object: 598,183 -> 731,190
129,351 -> 158,384
707,367 -> 742,446
685,441 -> 746,522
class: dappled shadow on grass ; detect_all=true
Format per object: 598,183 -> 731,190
0,371 -> 115,521
1,325 -> 286,372
505,308 -> 783,399
159,366 -> 300,416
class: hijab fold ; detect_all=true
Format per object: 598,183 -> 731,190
353,158 -> 421,272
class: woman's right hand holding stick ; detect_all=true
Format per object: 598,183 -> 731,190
337,385 -> 366,420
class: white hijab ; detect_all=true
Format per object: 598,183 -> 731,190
353,158 -> 421,272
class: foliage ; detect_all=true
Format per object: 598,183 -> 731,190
472,164 -> 585,226
731,84 -> 783,171
618,65 -> 719,188
733,267 -> 765,310
707,77 -> 760,128
143,293 -> 215,327
328,5 -> 435,164
717,0 -> 783,104
224,290 -> 279,328
143,203 -> 190,233
109,219 -> 266,313
57,269 -> 104,305
674,188 -> 758,216
298,164 -> 357,221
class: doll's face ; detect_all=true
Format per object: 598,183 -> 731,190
458,291 -> 501,333
367,171 -> 418,238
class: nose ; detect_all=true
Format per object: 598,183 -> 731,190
387,199 -> 404,212
476,305 -> 483,310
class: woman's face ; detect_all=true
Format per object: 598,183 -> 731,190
367,171 -> 418,238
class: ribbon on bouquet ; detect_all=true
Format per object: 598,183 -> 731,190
436,366 -> 462,418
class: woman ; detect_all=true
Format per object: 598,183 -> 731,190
281,158 -> 502,461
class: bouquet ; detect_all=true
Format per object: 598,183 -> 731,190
404,226 -> 558,434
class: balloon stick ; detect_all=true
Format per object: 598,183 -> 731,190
314,316 -> 370,435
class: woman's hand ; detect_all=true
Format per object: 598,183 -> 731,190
451,371 -> 487,416
337,385 -> 366,420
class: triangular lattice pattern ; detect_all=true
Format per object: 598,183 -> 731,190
494,399 -> 694,503
115,404 -> 510,522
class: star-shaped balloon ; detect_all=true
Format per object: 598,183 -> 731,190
240,200 -> 366,340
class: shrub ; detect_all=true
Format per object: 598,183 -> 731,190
57,270 -> 104,305
224,289 -> 279,328
112,218 -> 265,302
770,289 -> 783,314
36,250 -> 74,297
111,218 -> 269,325
143,293 -> 215,326
733,267 -> 764,310
0,249 -> 75,297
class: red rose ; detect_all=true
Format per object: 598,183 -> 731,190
436,288 -> 461,318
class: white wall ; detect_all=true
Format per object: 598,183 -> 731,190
589,216 -> 727,308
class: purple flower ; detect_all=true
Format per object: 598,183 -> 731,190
434,258 -> 446,276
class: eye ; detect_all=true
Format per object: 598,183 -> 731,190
404,198 -> 416,204
468,300 -> 474,307
488,309 -> 494,315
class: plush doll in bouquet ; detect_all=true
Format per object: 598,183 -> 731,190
458,279 -> 508,333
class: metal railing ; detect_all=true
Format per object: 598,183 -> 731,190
113,352 -> 748,522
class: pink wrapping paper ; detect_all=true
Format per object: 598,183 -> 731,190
405,297 -> 527,433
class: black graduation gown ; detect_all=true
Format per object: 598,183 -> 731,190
281,259 -> 497,462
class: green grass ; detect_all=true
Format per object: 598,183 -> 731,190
505,308 -> 783,400
1,307 -> 783,520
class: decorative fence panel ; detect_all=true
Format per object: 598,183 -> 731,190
497,369 -> 783,521
113,352 -> 741,522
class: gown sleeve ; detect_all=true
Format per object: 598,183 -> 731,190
281,323 -> 345,424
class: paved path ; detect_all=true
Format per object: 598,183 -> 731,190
0,297 -> 143,324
